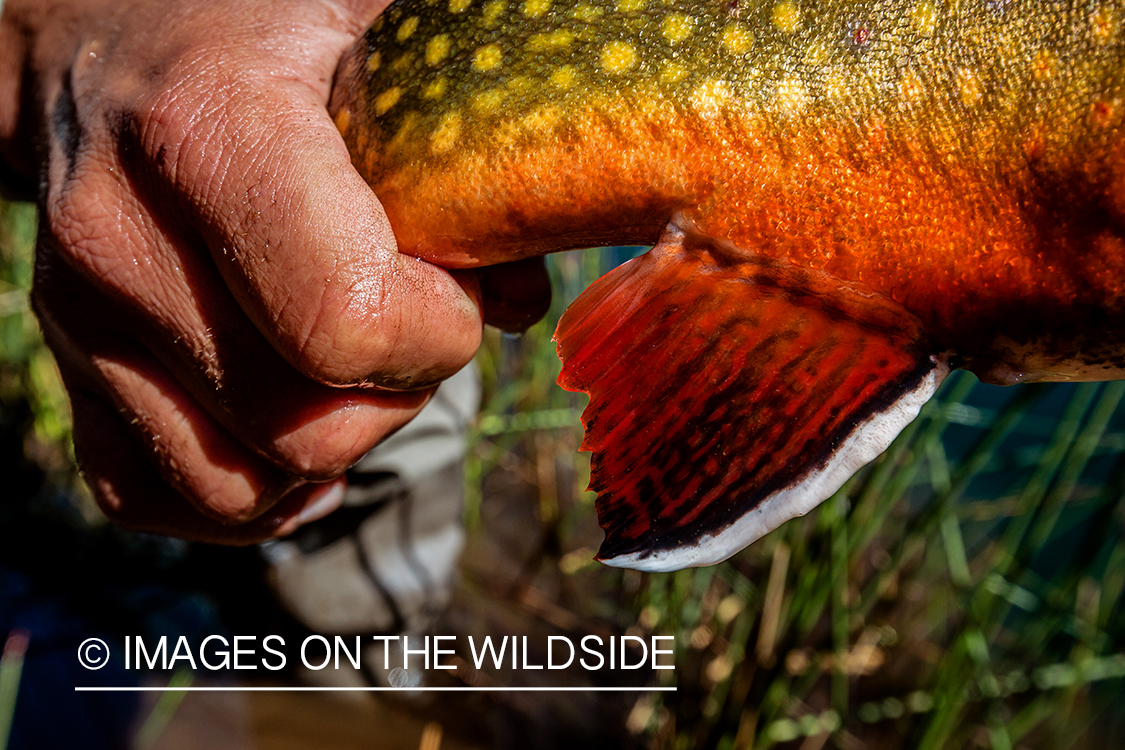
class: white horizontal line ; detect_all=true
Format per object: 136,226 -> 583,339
75,686 -> 676,693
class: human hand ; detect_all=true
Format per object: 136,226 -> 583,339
0,0 -> 549,542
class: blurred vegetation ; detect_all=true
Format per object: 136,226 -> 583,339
0,201 -> 70,454
470,249 -> 1125,749
3,194 -> 1125,748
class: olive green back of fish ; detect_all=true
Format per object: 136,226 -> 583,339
329,0 -> 1125,572
333,0 -> 1125,178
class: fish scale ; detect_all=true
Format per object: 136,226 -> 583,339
331,0 -> 1125,570
338,0 -> 1123,161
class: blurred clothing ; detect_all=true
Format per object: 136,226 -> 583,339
261,364 -> 480,679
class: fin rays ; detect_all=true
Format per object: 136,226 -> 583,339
556,226 -> 945,570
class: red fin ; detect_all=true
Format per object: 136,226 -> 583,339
555,226 -> 946,571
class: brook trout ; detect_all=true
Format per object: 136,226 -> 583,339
330,0 -> 1125,571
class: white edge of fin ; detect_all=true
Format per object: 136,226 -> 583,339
602,356 -> 951,573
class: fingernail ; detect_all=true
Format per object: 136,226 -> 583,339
296,481 -> 346,525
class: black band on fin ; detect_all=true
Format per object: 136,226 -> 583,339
555,226 -> 947,571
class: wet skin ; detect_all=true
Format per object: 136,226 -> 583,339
333,0 -> 1125,383
331,0 -> 1125,568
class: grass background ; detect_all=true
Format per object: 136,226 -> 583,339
3,196 -> 1125,749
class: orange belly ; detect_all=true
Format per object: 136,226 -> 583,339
330,0 -> 1125,569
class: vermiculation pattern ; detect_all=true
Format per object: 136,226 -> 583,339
336,0 -> 1125,167
331,0 -> 1125,375
330,0 -> 1125,568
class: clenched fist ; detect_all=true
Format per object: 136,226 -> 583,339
0,0 -> 550,542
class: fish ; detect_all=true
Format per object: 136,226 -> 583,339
328,0 -> 1125,572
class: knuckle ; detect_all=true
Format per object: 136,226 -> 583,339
41,172 -> 144,288
294,271 -> 398,385
46,190 -> 114,260
290,260 -> 477,389
112,54 -> 254,200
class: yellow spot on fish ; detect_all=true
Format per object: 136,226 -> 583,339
660,61 -> 688,85
365,51 -> 382,74
662,14 -> 694,43
389,112 -> 420,151
1031,48 -> 1056,80
426,35 -> 451,66
474,43 -> 503,71
1091,7 -> 1117,42
571,2 -> 604,21
493,119 -> 524,149
690,79 -> 732,118
397,16 -> 419,42
777,76 -> 808,113
431,112 -> 462,154
522,105 -> 562,135
391,53 -> 415,72
617,0 -> 644,11
911,1 -> 937,37
601,41 -> 637,73
423,77 -> 449,99
507,75 -> 533,94
375,87 -> 402,115
522,0 -> 551,17
957,68 -> 982,107
722,24 -> 752,54
483,0 -> 507,26
333,108 -> 350,135
448,0 -> 472,12
551,65 -> 578,88
528,29 -> 576,52
471,88 -> 507,115
772,2 -> 801,34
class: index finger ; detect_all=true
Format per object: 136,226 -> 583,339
119,59 -> 483,388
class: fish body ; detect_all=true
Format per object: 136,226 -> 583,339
331,0 -> 1125,570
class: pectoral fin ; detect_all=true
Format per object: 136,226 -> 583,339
555,227 -> 948,572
